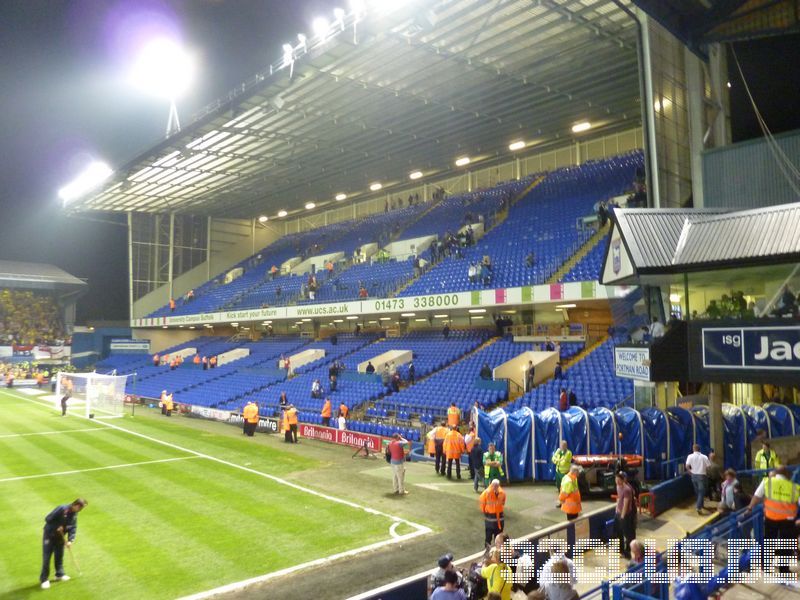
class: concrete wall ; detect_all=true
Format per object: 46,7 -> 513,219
131,328 -> 206,354
493,350 -> 558,391
357,349 -> 412,374
284,348 -> 325,371
217,348 -> 249,366
384,235 -> 436,260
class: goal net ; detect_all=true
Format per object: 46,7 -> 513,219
56,372 -> 129,419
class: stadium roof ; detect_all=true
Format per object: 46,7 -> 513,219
602,203 -> 800,284
0,260 -> 86,290
67,0 -> 642,219
632,0 -> 800,57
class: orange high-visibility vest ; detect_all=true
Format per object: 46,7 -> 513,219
447,406 -> 461,427
286,408 -> 298,426
169,299 -> 176,309
164,394 -> 174,410
193,355 -> 200,364
339,404 -> 349,418
321,400 -> 332,418
434,425 -> 447,440
479,487 -> 506,527
444,430 -> 466,459
559,473 -> 582,516
763,477 -> 800,521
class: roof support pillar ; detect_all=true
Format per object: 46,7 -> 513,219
709,383 -> 725,465
640,12 -> 662,208
127,212 -> 134,322
168,213 -> 175,302
206,217 -> 212,282
685,48 -> 706,208
515,157 -> 521,181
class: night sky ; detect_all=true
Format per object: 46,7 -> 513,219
0,2 -> 796,324
0,0 -> 319,322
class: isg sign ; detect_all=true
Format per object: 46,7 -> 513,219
702,326 -> 800,371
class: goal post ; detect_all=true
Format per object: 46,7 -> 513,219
56,372 -> 129,419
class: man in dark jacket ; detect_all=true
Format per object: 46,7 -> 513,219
470,437 -> 484,493
40,499 -> 88,589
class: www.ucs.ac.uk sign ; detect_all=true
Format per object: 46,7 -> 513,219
702,326 -> 800,371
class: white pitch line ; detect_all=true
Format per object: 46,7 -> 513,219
0,456 -> 199,483
0,427 -> 104,439
6,389 -> 433,598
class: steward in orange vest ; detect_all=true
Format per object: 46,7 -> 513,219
242,401 -> 259,437
479,480 -> 507,546
193,354 -> 200,365
444,426 -> 466,480
559,466 -> 582,520
321,398 -> 332,427
285,405 -> 299,444
447,403 -> 461,428
433,422 -> 448,476
746,467 -> 800,554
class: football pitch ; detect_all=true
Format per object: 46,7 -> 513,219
0,389 -> 430,599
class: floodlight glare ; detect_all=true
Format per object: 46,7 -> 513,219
297,33 -> 307,46
131,38 -> 195,100
305,202 -> 316,210
333,8 -> 346,30
335,193 -> 347,201
369,182 -> 382,191
282,43 -> 294,68
277,210 -> 288,217
571,121 -> 592,133
455,156 -> 471,167
409,170 -> 423,180
58,161 -> 113,204
258,215 -> 268,223
312,17 -> 331,38
509,140 -> 526,151
350,0 -> 366,15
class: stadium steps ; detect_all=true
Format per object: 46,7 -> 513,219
563,335 -> 608,370
546,222 -> 610,284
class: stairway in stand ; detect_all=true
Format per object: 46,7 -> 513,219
546,222 -> 610,284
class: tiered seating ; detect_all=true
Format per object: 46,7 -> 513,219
375,338 -> 535,422
560,234 -> 609,282
514,338 -> 633,411
94,353 -> 150,373
233,334 -> 380,415
304,259 -> 416,303
0,289 -> 65,346
400,152 -> 642,296
228,275 -> 306,310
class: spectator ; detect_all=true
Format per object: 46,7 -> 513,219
359,285 -> 368,298
538,550 -> 577,598
186,289 -> 194,302
430,569 -> 466,600
388,433 -> 409,496
391,372 -> 401,393
169,298 -> 176,312
468,263 -> 477,284
470,437 -> 484,493
337,412 -> 347,430
553,362 -> 563,380
558,465 -> 582,521
480,263 -> 491,286
545,338 -> 555,352
430,553 -> 463,593
408,361 -> 415,383
717,469 -> 741,513
525,252 -> 535,268
365,361 -> 375,374
443,324 -> 450,339
629,540 -> 646,567
480,363 -> 492,380
381,365 -> 391,389
329,373 -> 337,392
558,388 -> 568,412
648,317 -> 664,338
535,559 -> 579,600
568,389 -> 577,407
614,472 -> 636,559
311,379 -> 322,399
481,548 -> 512,600
706,451 -> 722,501
525,361 -> 535,391
685,444 -> 711,514
279,392 -> 288,408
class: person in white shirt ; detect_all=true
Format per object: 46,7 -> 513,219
685,444 -> 711,514
649,317 -> 665,338
338,415 -> 346,430
539,550 -> 577,596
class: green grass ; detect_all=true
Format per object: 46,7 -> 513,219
0,390 -> 408,599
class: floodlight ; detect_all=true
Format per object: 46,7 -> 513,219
669,293 -> 681,303
130,38 -> 195,101
369,182 -> 382,191
335,193 -> 347,201
571,121 -> 591,133
468,308 -> 486,314
509,140 -> 526,151
556,304 -> 577,309
305,202 -> 316,210
409,170 -> 423,180
455,156 -> 470,167
58,161 -> 113,204
350,0 -> 366,15
277,210 -> 288,217
333,8 -> 346,30
346,316 -> 360,320
400,313 -> 416,317
312,17 -> 331,39
258,215 -> 268,223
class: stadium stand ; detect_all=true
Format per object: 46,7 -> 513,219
0,290 -> 66,346
400,152 -> 643,296
559,233 -> 610,282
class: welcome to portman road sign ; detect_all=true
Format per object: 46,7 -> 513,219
132,281 -> 628,327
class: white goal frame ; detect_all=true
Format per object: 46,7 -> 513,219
56,372 -> 129,419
